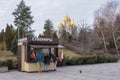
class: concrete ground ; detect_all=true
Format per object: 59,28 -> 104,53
0,62 -> 120,80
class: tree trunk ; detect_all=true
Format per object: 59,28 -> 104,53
100,29 -> 108,53
112,32 -> 119,56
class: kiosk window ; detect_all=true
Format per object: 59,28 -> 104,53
51,48 -> 54,54
28,47 -> 57,62
42,48 -> 49,55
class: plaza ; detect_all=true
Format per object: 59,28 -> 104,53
0,61 -> 120,80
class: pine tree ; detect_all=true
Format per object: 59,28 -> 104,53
12,0 -> 34,38
10,35 -> 17,55
43,19 -> 54,38
53,31 -> 58,39
0,29 -> 5,42
5,24 -> 15,50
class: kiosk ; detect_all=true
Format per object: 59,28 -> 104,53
18,37 -> 59,72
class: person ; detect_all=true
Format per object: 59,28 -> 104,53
50,53 -> 57,71
36,48 -> 44,73
58,51 -> 64,62
31,49 -> 36,62
44,53 -> 51,72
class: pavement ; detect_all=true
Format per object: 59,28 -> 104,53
0,62 -> 120,80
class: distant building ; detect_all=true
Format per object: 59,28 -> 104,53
58,14 -> 77,39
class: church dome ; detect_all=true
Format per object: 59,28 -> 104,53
71,23 -> 77,28
64,15 -> 71,21
58,22 -> 64,28
66,22 -> 71,26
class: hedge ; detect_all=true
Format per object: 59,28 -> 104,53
0,59 -> 17,70
0,54 -> 119,69
57,55 -> 119,66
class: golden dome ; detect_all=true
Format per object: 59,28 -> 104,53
66,22 -> 71,26
71,23 -> 76,28
58,22 -> 64,28
64,15 -> 71,21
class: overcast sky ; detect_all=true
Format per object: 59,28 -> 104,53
0,0 -> 120,36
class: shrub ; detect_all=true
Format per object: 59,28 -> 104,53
97,55 -> 107,63
57,54 -> 119,66
0,59 -> 17,70
84,56 -> 97,64
106,55 -> 119,62
76,57 -> 84,65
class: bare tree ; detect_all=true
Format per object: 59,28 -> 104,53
94,16 -> 108,53
78,20 -> 99,54
94,1 -> 120,55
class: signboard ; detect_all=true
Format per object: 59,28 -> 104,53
18,37 -> 53,43
32,38 -> 53,42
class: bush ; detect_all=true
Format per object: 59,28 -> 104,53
83,56 -> 97,64
106,55 -> 119,62
0,59 -> 17,70
97,55 -> 107,63
57,54 -> 119,66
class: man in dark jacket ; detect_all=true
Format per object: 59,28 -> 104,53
44,53 -> 51,72
50,54 -> 57,71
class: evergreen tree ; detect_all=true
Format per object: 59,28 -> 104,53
5,24 -> 15,50
10,35 -> 17,55
43,19 -> 54,38
0,29 -> 5,42
12,0 -> 34,38
38,34 -> 44,38
53,31 -> 58,39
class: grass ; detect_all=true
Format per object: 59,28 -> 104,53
59,48 -> 81,58
0,51 -> 17,61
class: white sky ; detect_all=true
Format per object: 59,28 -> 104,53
0,0 -> 120,36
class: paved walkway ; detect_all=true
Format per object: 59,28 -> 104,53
0,62 -> 120,80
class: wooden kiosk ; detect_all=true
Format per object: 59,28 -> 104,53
18,37 -> 59,72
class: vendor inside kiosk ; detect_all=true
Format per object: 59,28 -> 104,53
18,37 -> 59,72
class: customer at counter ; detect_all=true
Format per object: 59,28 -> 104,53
44,53 -> 51,72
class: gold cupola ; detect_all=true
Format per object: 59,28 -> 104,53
66,22 -> 71,26
71,22 -> 76,28
64,15 -> 71,21
58,22 -> 64,29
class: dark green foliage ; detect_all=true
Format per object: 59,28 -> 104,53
10,36 -> 18,55
0,29 -> 5,42
82,56 -> 97,64
6,60 -> 13,70
43,19 -> 54,38
53,31 -> 58,39
5,24 -> 15,50
0,59 -> 17,70
97,55 -> 107,63
60,30 -> 71,43
57,55 -> 119,66
12,0 -> 34,38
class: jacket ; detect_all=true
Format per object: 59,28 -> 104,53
36,50 -> 44,62
44,55 -> 51,64
51,55 -> 57,62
